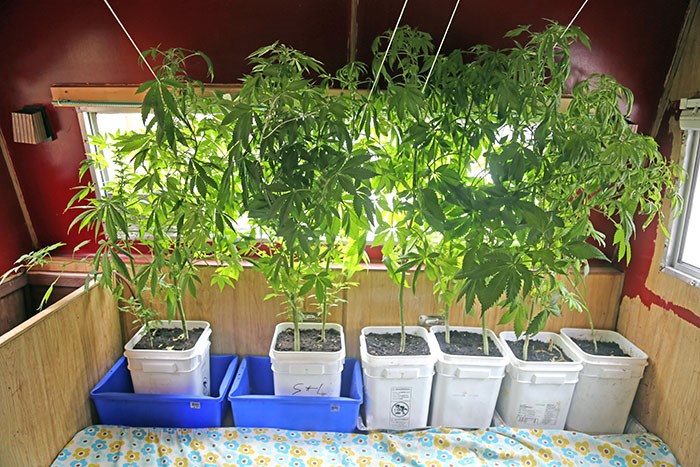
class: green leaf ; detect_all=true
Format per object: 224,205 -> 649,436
526,311 -> 549,336
477,272 -> 507,311
566,242 -> 610,262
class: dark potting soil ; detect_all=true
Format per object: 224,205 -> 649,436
364,332 -> 430,356
507,338 -> 573,362
274,328 -> 342,352
133,327 -> 205,351
434,331 -> 502,357
571,337 -> 630,357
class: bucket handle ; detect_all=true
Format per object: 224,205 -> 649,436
453,368 -> 493,379
289,364 -> 328,375
381,367 -> 421,379
596,367 -> 632,379
140,361 -> 178,373
531,372 -> 570,384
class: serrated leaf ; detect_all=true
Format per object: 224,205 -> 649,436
477,272 -> 507,311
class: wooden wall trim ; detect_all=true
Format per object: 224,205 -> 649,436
50,84 -> 360,107
26,270 -> 87,288
0,126 -> 38,248
50,84 -> 244,106
0,272 -> 27,297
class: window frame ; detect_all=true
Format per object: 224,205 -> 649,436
662,105 -> 700,287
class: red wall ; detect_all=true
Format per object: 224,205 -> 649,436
0,152 -> 33,272
0,0 -> 689,274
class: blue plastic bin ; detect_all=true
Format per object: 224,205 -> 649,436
228,356 -> 363,432
91,354 -> 238,428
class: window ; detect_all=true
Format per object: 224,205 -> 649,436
77,107 -> 144,198
663,102 -> 700,286
77,106 -> 259,237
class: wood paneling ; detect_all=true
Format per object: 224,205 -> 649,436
0,283 -> 121,467
119,265 -> 622,359
617,5 -> 700,466
617,297 -> 700,466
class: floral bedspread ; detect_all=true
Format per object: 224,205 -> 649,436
52,425 -> 677,466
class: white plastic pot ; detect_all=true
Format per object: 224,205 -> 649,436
560,328 -> 648,434
428,326 -> 509,429
360,326 -> 437,430
269,322 -> 345,397
496,331 -> 583,429
124,320 -> 212,396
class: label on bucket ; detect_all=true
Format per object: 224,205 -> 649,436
390,387 -> 412,428
516,401 -> 561,427
291,382 -> 328,396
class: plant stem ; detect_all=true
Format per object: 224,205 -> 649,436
482,311 -> 490,356
399,271 -> 407,353
177,297 -> 188,340
444,304 -> 451,345
523,334 -> 530,361
293,317 -> 300,352
584,305 -> 598,353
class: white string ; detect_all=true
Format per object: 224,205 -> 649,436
102,0 -> 159,81
357,0 -> 410,132
562,0 -> 590,37
423,0 -> 461,92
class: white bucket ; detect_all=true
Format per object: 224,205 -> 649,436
360,326 -> 437,430
428,326 -> 508,429
124,320 -> 212,396
560,328 -> 648,434
269,322 -> 345,397
496,331 -> 583,429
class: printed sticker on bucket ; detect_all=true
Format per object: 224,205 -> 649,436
516,401 -> 561,427
390,387 -> 412,428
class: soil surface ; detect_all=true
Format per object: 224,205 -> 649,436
134,327 -> 205,351
571,337 -> 630,357
364,332 -> 430,356
507,338 -> 573,362
435,331 -> 502,357
274,328 -> 342,352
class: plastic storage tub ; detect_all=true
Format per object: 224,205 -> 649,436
269,322 -> 346,397
229,356 -> 362,432
124,320 -> 212,395
428,326 -> 509,429
560,328 -> 648,434
496,331 -> 583,429
360,326 -> 437,430
91,354 -> 238,428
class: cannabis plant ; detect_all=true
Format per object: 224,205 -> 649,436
70,48 -> 247,340
221,43 -> 374,350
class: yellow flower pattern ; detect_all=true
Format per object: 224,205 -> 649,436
51,425 -> 679,466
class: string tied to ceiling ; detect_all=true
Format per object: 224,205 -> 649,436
102,0 -> 159,82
